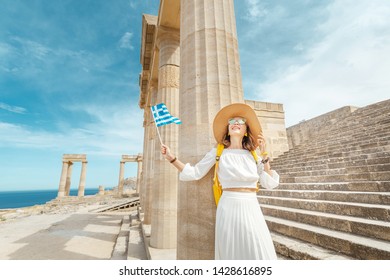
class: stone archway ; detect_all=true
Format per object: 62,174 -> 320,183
117,154 -> 143,196
57,154 -> 87,197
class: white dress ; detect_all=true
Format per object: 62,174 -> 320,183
180,148 -> 279,260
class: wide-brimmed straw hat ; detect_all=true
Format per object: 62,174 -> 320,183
213,103 -> 262,146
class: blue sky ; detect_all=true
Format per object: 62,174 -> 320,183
1,0 -> 389,191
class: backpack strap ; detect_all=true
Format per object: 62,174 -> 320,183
250,150 -> 258,164
213,143 -> 225,206
250,150 -> 260,191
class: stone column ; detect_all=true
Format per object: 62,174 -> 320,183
178,0 -> 244,259
57,161 -> 69,197
136,154 -> 143,193
118,161 -> 125,196
150,28 -> 180,249
140,111 -> 149,211
64,162 -> 73,196
78,161 -> 87,197
143,84 -> 158,225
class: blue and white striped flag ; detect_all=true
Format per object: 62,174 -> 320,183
151,103 -> 182,127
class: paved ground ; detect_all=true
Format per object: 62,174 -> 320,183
0,206 -> 124,260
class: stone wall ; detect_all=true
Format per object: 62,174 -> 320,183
245,100 -> 289,159
286,106 -> 359,149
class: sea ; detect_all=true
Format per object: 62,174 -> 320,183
0,189 -> 99,209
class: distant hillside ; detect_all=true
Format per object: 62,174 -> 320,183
123,177 -> 137,190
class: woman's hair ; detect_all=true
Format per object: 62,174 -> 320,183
222,125 -> 257,151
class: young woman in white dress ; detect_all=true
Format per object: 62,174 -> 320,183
161,103 -> 279,260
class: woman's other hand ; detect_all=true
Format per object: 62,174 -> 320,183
257,134 -> 267,154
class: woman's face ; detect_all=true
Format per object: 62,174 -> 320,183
228,117 -> 247,137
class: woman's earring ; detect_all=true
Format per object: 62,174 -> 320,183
244,133 -> 248,137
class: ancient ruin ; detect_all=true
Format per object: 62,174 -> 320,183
57,154 -> 87,197
118,154 -> 143,196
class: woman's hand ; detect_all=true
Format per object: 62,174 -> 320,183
257,134 -> 267,155
161,144 -> 175,161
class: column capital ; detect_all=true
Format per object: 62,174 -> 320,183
156,26 -> 180,48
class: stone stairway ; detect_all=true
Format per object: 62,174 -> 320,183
260,99 -> 390,259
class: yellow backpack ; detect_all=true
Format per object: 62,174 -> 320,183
212,143 -> 259,206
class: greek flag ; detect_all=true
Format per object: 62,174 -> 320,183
151,103 -> 182,127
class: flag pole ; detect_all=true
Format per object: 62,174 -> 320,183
151,106 -> 163,145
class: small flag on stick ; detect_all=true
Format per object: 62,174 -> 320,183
151,103 -> 182,127
150,103 -> 181,144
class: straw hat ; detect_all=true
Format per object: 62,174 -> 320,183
213,103 -> 262,146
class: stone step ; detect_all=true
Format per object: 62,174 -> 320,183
271,152 -> 390,172
258,196 -> 390,221
277,133 -> 390,155
296,110 -> 390,142
91,198 -> 140,213
262,204 -> 390,242
312,118 -> 390,139
273,181 -> 390,192
275,159 -> 390,175
274,144 -> 390,165
279,167 -> 347,178
280,171 -> 390,183
297,136 -> 390,155
271,232 -> 354,260
281,174 -> 351,183
260,189 -> 390,205
286,103 -> 390,149
277,164 -> 390,180
290,123 -> 390,144
127,213 -> 148,260
303,128 -> 390,144
111,215 -> 130,260
265,215 -> 390,259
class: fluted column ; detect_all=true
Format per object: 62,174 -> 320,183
178,0 -> 244,259
136,154 -> 143,193
64,162 -> 73,196
143,84 -> 158,225
150,28 -> 180,249
118,161 -> 125,196
140,108 -> 149,207
78,161 -> 87,197
57,161 -> 69,197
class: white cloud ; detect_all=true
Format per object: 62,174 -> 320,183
129,1 -> 137,10
244,0 -> 268,22
254,0 -> 390,127
0,103 -> 144,156
119,32 -> 134,50
0,102 -> 27,114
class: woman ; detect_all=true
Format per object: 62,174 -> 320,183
161,103 -> 279,260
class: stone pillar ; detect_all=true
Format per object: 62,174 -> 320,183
140,110 -> 149,210
98,185 -> 105,195
136,154 -> 143,193
118,161 -> 125,196
64,162 -> 73,196
57,161 -> 69,197
150,28 -> 180,249
78,161 -> 87,197
178,0 -> 244,259
143,84 -> 158,225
